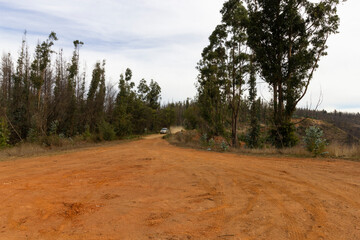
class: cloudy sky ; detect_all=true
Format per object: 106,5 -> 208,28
0,0 -> 359,112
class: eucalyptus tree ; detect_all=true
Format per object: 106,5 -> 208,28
1,53 -> 13,105
11,37 -> 29,140
30,32 -> 58,109
197,0 -> 250,147
87,60 -> 106,131
113,68 -> 136,136
29,32 -> 57,135
147,80 -> 161,110
246,0 -> 343,147
65,40 -> 83,135
247,57 -> 261,148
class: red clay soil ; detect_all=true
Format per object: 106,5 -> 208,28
0,135 -> 359,240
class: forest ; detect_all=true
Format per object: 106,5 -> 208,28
178,0 -> 353,152
1,0 -> 356,156
0,33 -> 175,147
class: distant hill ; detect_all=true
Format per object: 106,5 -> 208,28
294,109 -> 360,145
293,118 -> 359,145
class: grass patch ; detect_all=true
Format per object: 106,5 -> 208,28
0,135 -> 141,162
167,130 -> 360,161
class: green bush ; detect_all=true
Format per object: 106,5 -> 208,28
269,123 -> 298,148
82,125 -> 92,141
49,120 -> 59,135
27,128 -> 38,143
220,141 -> 229,151
200,133 -> 208,147
208,138 -> 215,149
0,117 -> 10,148
303,126 -> 327,156
98,121 -> 116,141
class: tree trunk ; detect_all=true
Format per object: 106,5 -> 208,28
231,110 -> 239,147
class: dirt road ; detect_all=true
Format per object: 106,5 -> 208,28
0,136 -> 359,240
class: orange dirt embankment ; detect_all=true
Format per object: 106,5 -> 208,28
0,136 -> 359,240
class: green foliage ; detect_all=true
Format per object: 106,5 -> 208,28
1,32 -> 171,147
269,123 -> 298,148
200,133 -> 208,147
197,0 -> 250,146
184,104 -> 200,130
82,125 -> 92,141
303,126 -> 328,156
114,115 -> 133,137
247,0 -> 342,148
98,121 -> 116,141
30,32 -> 58,91
87,61 -> 106,131
247,57 -> 261,149
208,138 -> 215,149
159,106 -> 175,129
220,141 -> 229,152
27,128 -> 38,143
0,118 -> 10,148
246,124 -> 262,149
148,80 -> 161,110
49,120 -> 59,135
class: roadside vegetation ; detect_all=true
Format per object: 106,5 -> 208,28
167,0 -> 359,160
0,33 -> 176,152
1,0 -> 357,161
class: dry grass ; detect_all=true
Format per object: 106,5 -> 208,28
0,137 -> 140,162
0,141 -> 91,161
232,145 -> 312,158
0,143 -> 46,160
167,130 -> 360,160
326,143 -> 360,160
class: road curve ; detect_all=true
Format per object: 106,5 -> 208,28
0,136 -> 359,239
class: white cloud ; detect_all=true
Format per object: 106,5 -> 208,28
0,0 -> 359,112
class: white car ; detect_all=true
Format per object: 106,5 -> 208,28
160,128 -> 169,134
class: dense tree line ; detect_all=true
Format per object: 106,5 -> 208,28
195,0 -> 343,148
0,33 -> 175,146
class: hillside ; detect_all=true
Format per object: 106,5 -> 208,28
294,117 -> 359,145
295,109 -> 360,144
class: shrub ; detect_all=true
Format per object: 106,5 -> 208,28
200,133 -> 208,147
98,121 -> 116,141
27,128 -> 38,143
82,125 -> 92,141
269,123 -> 298,148
49,120 -> 59,135
0,117 -> 10,148
303,126 -> 328,156
220,141 -> 229,151
208,138 -> 215,149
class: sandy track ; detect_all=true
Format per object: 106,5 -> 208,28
0,137 -> 359,240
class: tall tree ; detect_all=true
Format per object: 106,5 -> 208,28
246,0 -> 342,147
30,32 -> 58,135
197,0 -> 250,146
113,68 -> 136,136
10,35 -> 30,141
147,80 -> 161,110
247,56 -> 261,148
87,60 -> 106,131
30,32 -> 58,109
65,40 -> 83,135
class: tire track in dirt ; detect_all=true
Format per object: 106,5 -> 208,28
241,168 -> 360,210
145,139 -> 359,239
0,136 -> 359,239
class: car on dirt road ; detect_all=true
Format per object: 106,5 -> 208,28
160,128 -> 169,134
